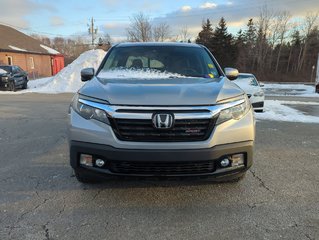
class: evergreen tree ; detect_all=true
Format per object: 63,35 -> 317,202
244,19 -> 257,46
211,17 -> 234,67
236,29 -> 244,43
242,19 -> 258,70
291,30 -> 301,47
196,19 -> 214,49
234,29 -> 246,70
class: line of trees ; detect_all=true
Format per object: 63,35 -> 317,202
126,12 -> 192,43
125,10 -> 319,82
195,9 -> 319,82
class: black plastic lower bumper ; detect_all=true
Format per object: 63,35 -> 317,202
252,101 -> 264,108
70,141 -> 253,177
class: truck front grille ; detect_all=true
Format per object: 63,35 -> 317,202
110,117 -> 216,142
109,160 -> 215,175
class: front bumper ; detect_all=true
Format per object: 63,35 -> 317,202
70,140 -> 253,178
0,79 -> 9,88
252,101 -> 264,109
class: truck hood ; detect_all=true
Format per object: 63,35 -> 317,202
79,77 -> 244,106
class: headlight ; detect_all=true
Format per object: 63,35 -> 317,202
71,94 -> 110,124
1,76 -> 9,82
216,95 -> 251,124
253,91 -> 264,97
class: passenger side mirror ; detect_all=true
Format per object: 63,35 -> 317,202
224,68 -> 239,80
81,68 -> 95,82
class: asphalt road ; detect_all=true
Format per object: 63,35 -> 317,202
0,93 -> 318,240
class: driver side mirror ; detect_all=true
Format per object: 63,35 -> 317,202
81,68 -> 95,82
224,68 -> 239,80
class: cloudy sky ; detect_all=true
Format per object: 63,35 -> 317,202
0,0 -> 318,42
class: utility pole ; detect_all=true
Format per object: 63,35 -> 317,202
311,65 -> 315,83
88,17 -> 98,48
315,53 -> 319,93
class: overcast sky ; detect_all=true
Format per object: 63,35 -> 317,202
0,0 -> 318,42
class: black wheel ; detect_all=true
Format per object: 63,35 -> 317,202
255,109 -> 264,113
74,169 -> 101,184
9,82 -> 16,92
22,79 -> 28,89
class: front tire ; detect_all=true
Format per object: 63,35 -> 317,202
9,82 -> 16,92
22,79 -> 28,89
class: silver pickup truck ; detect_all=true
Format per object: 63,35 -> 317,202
68,42 -> 255,183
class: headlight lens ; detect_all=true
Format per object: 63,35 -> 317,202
216,95 -> 251,124
1,76 -> 9,82
253,91 -> 264,97
71,94 -> 110,124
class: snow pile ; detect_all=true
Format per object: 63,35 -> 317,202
40,44 -> 60,55
263,83 -> 317,97
27,49 -> 106,93
0,69 -> 7,74
98,69 -> 183,79
256,100 -> 319,123
9,45 -> 27,52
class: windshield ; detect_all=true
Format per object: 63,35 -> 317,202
0,66 -> 11,73
99,46 -> 220,79
237,75 -> 259,86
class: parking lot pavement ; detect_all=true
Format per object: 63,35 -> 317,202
0,93 -> 318,240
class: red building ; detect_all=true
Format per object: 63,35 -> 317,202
0,24 -> 64,78
51,55 -> 65,75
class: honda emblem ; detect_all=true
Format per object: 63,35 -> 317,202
152,113 -> 174,129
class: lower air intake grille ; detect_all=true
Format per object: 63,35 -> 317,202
109,161 -> 215,175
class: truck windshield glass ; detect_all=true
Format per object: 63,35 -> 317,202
99,46 -> 220,78
0,66 -> 11,73
237,75 -> 259,86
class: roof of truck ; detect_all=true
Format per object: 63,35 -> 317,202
116,42 -> 202,48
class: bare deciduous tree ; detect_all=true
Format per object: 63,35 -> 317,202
179,25 -> 190,42
274,11 -> 291,72
126,12 -> 152,42
297,12 -> 319,72
153,22 -> 170,42
255,5 -> 275,71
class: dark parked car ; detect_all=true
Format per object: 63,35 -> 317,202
0,65 -> 28,91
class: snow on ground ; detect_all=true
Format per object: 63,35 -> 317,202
255,100 -> 319,123
263,83 -> 318,97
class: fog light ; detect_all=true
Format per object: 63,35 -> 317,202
220,158 -> 230,168
95,159 -> 105,167
80,154 -> 93,166
230,154 -> 244,167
